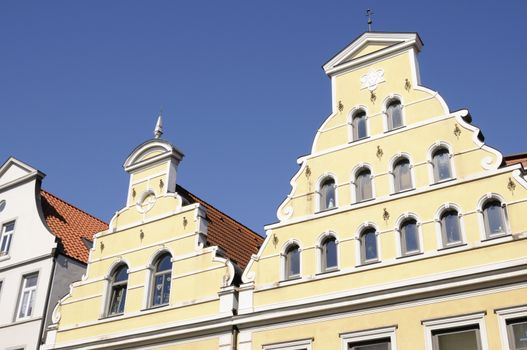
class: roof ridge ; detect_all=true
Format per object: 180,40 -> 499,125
41,189 -> 107,226
176,184 -> 263,238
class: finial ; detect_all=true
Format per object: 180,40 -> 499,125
154,112 -> 163,139
366,9 -> 374,32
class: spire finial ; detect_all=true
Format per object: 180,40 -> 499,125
366,9 -> 374,32
154,111 -> 163,139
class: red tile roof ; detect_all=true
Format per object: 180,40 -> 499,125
177,185 -> 264,270
40,190 -> 108,263
503,153 -> 527,168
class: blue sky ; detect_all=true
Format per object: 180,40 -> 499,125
1,1 -> 526,235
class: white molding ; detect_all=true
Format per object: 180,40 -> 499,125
422,312 -> 488,350
495,304 -> 527,350
340,326 -> 397,350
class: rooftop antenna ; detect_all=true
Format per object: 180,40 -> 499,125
154,108 -> 163,139
366,9 -> 374,32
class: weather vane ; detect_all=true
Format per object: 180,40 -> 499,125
366,9 -> 374,32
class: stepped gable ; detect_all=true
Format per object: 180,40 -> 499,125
177,185 -> 263,269
40,190 -> 108,263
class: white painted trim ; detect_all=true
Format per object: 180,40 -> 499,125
427,141 -> 456,185
388,152 -> 415,194
422,312 -> 489,350
434,202 -> 467,249
355,222 -> 381,266
350,163 -> 376,203
348,106 -> 370,143
314,173 -> 338,213
495,304 -> 527,350
280,239 -> 302,280
477,193 -> 510,240
315,231 -> 340,273
381,94 -> 405,132
340,326 -> 397,350
394,212 -> 423,257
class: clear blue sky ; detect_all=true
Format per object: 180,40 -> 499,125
1,1 -> 526,235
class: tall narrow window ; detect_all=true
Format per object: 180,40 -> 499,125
17,273 -> 38,319
285,244 -> 300,279
506,317 -> 527,349
108,265 -> 128,315
151,253 -> 172,307
440,210 -> 462,246
360,227 -> 378,264
386,100 -> 403,130
319,177 -> 336,211
393,158 -> 412,193
355,168 -> 373,202
321,236 -> 337,271
432,148 -> 452,182
482,200 -> 507,237
352,110 -> 368,141
400,219 -> 420,256
0,221 -> 15,255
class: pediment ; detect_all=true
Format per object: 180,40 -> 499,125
0,157 -> 42,187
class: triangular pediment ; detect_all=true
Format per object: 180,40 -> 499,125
0,157 -> 43,187
323,32 -> 423,76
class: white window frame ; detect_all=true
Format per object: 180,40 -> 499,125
389,153 -> 415,194
100,259 -> 130,318
0,220 -> 16,256
395,213 -> 423,257
315,173 -> 338,213
348,106 -> 370,142
16,273 -> 39,320
263,338 -> 313,350
149,252 -> 172,308
316,231 -> 339,273
351,163 -> 376,204
355,222 -> 381,266
427,142 -> 456,185
496,305 -> 527,350
382,94 -> 405,132
477,193 -> 510,240
340,326 -> 397,350
422,312 -> 489,350
434,203 -> 467,249
280,240 -> 302,281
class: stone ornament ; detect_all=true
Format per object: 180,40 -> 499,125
360,68 -> 385,91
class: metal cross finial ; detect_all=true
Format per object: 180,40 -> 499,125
366,9 -> 374,32
154,111 -> 163,139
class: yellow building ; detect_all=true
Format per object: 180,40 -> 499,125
43,32 -> 527,350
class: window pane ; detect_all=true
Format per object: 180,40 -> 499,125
163,272 -> 171,304
436,329 -> 479,350
27,290 -> 36,316
26,275 -> 38,288
157,254 -> 172,272
509,319 -> 527,349
353,112 -> 367,140
114,266 -> 128,282
153,275 -> 164,305
4,222 -> 15,232
286,246 -> 300,278
394,159 -> 411,192
387,101 -> 402,130
351,343 -> 390,350
363,229 -> 377,262
484,202 -> 506,235
356,170 -> 372,201
320,178 -> 336,210
19,291 -> 30,318
441,211 -> 461,245
324,238 -> 337,269
110,286 -> 126,314
433,149 -> 452,181
402,220 -> 419,254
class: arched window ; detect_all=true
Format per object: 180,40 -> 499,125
319,177 -> 336,211
108,264 -> 128,315
392,158 -> 412,193
321,236 -> 337,271
432,147 -> 452,182
151,253 -> 172,307
386,100 -> 403,130
352,110 -> 367,141
284,244 -> 300,279
482,199 -> 507,237
355,168 -> 373,202
360,227 -> 378,264
440,210 -> 462,247
400,219 -> 420,256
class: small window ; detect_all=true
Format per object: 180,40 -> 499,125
17,273 -> 38,319
506,317 -> 527,349
285,244 -> 300,279
432,325 -> 482,350
393,158 -> 412,193
400,219 -> 420,255
352,110 -> 368,141
432,148 -> 452,182
355,168 -> 373,202
0,221 -> 15,256
349,338 -> 391,350
150,253 -> 172,307
386,100 -> 403,130
108,265 -> 128,316
321,236 -> 337,272
319,177 -> 336,211
440,209 -> 462,246
482,200 -> 507,237
360,227 -> 378,264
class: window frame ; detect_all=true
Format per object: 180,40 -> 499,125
396,214 -> 422,257
390,154 -> 414,194
317,232 -> 339,273
106,264 -> 129,317
282,242 -> 301,281
316,175 -> 338,212
428,143 -> 455,184
357,224 -> 380,266
352,165 -> 375,203
478,194 -> 509,239
149,252 -> 172,308
262,338 -> 313,350
383,96 -> 405,132
350,109 -> 368,142
496,305 -> 527,350
0,220 -> 16,256
422,312 -> 489,350
340,326 -> 397,350
16,272 -> 39,320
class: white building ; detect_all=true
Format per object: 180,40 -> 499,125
0,158 -> 107,350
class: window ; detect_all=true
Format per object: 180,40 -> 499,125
17,273 -> 38,319
355,168 -> 373,202
284,244 -> 300,279
360,227 -> 378,264
386,100 -> 403,130
341,326 -> 396,350
352,110 -> 368,141
319,177 -> 336,211
440,209 -> 462,247
400,219 -> 420,256
262,338 -> 312,350
0,221 -> 15,255
392,158 -> 412,193
432,148 -> 453,182
432,326 -> 482,350
150,253 -> 172,307
482,200 -> 507,237
321,236 -> 337,272
506,317 -> 527,349
349,338 -> 391,350
108,264 -> 128,316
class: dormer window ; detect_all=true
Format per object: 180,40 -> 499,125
352,110 -> 368,141
386,99 -> 403,131
319,177 -> 336,211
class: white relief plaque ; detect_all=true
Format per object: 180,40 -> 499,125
360,68 -> 385,91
